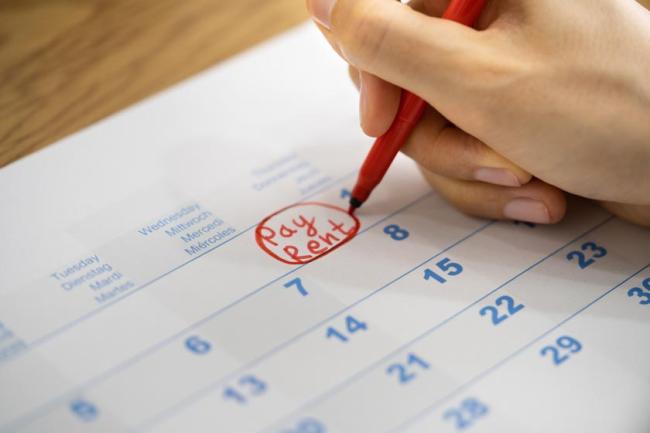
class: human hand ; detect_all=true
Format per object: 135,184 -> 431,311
306,0 -> 650,226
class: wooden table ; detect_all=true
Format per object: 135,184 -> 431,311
0,0 -> 308,167
1,0 -> 648,167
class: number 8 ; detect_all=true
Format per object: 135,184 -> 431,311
384,224 -> 409,241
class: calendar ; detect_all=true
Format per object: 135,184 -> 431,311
0,24 -> 649,433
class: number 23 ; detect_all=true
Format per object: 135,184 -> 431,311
566,241 -> 607,269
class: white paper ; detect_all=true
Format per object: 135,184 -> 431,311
1,24 -> 649,433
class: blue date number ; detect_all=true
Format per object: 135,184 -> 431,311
423,258 -> 463,284
443,398 -> 489,430
627,277 -> 650,305
566,242 -> 607,269
479,295 -> 524,326
540,335 -> 582,365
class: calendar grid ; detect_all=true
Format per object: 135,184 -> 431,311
134,213 -> 495,433
1,183 -> 435,433
256,215 -> 615,433
388,262 -> 650,433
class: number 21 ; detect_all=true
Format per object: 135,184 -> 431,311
386,353 -> 430,384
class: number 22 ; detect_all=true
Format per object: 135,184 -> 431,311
479,295 -> 524,326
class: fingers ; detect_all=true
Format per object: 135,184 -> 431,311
347,68 -> 532,187
306,0 -> 486,102
348,64 -> 360,89
340,0 -> 451,138
359,71 -> 401,137
420,167 -> 567,224
403,108 -> 532,186
348,66 -> 401,136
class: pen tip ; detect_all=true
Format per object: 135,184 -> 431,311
348,196 -> 363,215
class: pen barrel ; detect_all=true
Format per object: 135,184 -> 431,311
351,0 -> 486,206
442,0 -> 487,24
352,92 -> 427,202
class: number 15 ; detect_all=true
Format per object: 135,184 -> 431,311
424,258 -> 463,284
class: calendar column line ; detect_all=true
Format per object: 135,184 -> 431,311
388,262 -> 650,433
257,215 -> 614,433
0,187 -> 434,433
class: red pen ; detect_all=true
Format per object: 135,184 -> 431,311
348,0 -> 487,213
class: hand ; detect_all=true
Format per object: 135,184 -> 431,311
306,0 -> 650,226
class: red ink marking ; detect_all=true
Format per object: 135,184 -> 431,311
256,202 -> 361,265
279,224 -> 298,238
257,226 -> 278,247
318,232 -> 340,246
328,219 -> 355,236
292,215 -> 318,237
307,239 -> 327,255
283,245 -> 313,262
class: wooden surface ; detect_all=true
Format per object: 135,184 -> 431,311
0,0 -> 308,167
1,0 -> 649,168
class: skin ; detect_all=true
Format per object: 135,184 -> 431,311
305,0 -> 650,226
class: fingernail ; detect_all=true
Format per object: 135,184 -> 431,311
474,167 -> 521,187
307,0 -> 337,29
504,198 -> 551,224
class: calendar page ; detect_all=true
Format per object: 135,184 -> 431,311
1,24 -> 649,433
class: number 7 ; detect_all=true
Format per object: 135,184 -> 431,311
284,277 -> 309,296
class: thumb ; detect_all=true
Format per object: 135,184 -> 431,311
306,0 -> 485,101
